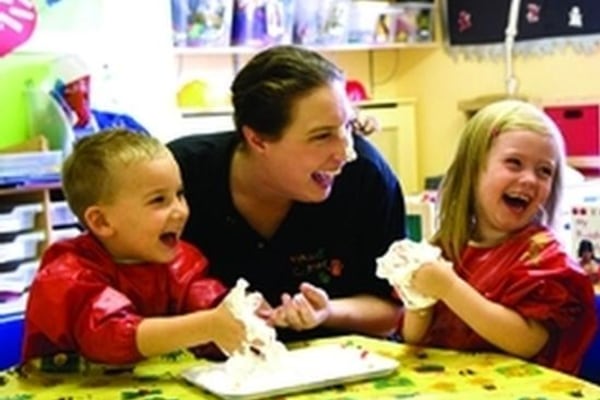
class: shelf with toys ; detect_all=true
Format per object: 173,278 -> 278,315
171,1 -> 436,51
171,0 -> 438,110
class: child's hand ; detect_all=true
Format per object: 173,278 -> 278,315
410,259 -> 456,299
269,283 -> 331,331
210,301 -> 247,356
351,115 -> 380,137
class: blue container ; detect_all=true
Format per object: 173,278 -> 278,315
0,314 -> 24,370
579,296 -> 600,384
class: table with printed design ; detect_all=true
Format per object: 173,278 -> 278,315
1,334 -> 599,400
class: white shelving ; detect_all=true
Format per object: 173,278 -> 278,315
173,41 -> 437,56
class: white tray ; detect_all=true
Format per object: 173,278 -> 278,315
182,343 -> 399,400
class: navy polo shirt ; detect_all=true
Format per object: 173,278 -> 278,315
168,132 -> 406,340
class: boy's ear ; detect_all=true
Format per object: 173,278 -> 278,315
241,125 -> 268,153
83,206 -> 114,237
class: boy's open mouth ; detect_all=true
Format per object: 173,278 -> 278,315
160,232 -> 178,247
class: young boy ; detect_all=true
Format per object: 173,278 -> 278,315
22,129 -> 246,365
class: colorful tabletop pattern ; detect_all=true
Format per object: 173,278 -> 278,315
1,335 -> 599,399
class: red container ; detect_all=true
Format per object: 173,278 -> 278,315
544,104 -> 600,157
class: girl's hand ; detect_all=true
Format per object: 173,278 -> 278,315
411,260 -> 456,299
350,115 -> 380,137
269,283 -> 331,331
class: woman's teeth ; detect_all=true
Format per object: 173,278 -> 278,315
312,170 -> 341,185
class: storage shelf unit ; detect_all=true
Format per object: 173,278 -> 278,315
173,42 -> 438,56
0,138 -> 80,369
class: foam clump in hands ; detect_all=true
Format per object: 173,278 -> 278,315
375,239 -> 444,310
222,278 -> 288,385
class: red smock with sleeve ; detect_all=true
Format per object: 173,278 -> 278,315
420,224 -> 597,374
22,233 -> 227,365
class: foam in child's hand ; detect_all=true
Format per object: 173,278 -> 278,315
222,278 -> 288,386
375,239 -> 443,310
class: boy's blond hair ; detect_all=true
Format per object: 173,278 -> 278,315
432,99 -> 567,262
62,129 -> 168,225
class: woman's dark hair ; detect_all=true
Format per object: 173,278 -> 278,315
578,239 -> 595,258
231,45 -> 344,140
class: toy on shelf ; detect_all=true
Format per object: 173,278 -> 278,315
230,0 -> 295,47
171,0 -> 234,47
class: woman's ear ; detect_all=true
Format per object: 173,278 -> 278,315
83,206 -> 114,238
241,125 -> 268,153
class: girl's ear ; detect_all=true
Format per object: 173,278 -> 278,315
83,206 -> 114,238
241,125 -> 268,153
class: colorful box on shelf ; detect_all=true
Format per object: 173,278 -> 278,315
171,0 -> 234,47
294,0 -> 351,45
231,0 -> 295,47
347,1 -> 391,44
381,2 -> 435,43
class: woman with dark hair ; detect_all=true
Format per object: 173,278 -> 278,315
167,45 -> 406,342
578,239 -> 600,284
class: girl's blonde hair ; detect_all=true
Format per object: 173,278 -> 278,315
432,99 -> 567,262
62,129 -> 168,224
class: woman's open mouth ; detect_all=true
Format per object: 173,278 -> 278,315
311,169 -> 342,188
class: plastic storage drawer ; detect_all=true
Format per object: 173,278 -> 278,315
0,231 -> 43,264
51,201 -> 77,227
544,104 -> 600,157
0,202 -> 76,235
0,259 -> 40,294
0,204 -> 40,234
52,227 -> 82,242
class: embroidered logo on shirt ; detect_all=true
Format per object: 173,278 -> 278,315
289,249 -> 345,284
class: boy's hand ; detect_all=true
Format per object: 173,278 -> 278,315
210,301 -> 247,356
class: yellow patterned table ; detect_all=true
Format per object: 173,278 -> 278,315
1,335 -> 599,399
